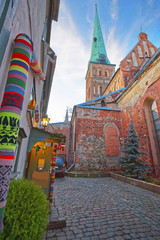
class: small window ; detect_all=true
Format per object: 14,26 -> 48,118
105,70 -> 109,77
93,86 -> 96,94
98,85 -> 102,95
137,45 -> 143,57
97,68 -> 101,76
88,87 -> 90,99
143,41 -> 149,56
151,47 -> 155,55
132,52 -> 138,66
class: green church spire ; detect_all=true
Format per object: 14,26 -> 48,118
90,5 -> 110,64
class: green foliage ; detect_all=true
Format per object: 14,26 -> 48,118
120,121 -> 152,179
52,132 -> 66,143
1,178 -> 49,240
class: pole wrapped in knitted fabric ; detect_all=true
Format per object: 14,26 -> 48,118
31,50 -> 45,81
0,33 -> 33,232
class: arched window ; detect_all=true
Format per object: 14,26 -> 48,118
88,87 -> 90,99
93,86 -> 96,94
97,68 -> 101,76
105,124 -> 119,156
132,52 -> 138,66
137,45 -> 143,57
151,47 -> 155,55
143,41 -> 149,56
143,97 -> 160,175
98,85 -> 102,95
105,70 -> 109,77
93,68 -> 96,75
151,101 -> 160,147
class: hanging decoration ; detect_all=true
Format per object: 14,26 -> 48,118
61,142 -> 65,151
42,144 -> 47,154
35,145 -> 40,156
35,104 -> 39,123
28,99 -> 36,110
0,33 -> 45,232
49,144 -> 57,203
30,50 -> 45,81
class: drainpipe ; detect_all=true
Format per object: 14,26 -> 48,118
0,33 -> 45,232
66,151 -> 75,172
66,123 -> 70,166
66,108 -> 77,172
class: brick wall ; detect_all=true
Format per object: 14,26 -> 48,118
72,107 -> 122,171
118,62 -> 160,176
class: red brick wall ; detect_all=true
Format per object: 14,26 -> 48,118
120,78 -> 160,175
120,33 -> 157,86
72,107 -> 122,171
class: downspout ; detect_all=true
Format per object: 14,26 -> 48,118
66,123 -> 70,166
66,151 -> 75,172
0,33 -> 45,232
66,108 -> 77,172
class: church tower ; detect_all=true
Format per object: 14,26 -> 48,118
86,5 -> 115,101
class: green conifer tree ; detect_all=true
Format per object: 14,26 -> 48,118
120,121 -> 151,178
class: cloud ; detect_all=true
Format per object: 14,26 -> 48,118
110,0 -> 118,21
104,26 -> 127,69
48,2 -> 90,123
147,0 -> 154,6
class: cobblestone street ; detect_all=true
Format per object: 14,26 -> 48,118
45,177 -> 160,240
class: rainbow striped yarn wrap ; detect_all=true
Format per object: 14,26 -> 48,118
31,50 -> 45,81
0,33 -> 45,232
49,147 -> 56,203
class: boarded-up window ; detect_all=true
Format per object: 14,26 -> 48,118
93,86 -> 96,94
137,45 -> 143,57
105,125 -> 119,156
143,41 -> 149,56
132,52 -> 138,66
151,47 -> 155,55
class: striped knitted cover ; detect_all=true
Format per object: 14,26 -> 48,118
0,33 -> 45,232
31,50 -> 45,81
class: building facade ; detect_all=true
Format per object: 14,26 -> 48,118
0,0 -> 60,180
69,6 -> 160,176
0,0 -> 60,231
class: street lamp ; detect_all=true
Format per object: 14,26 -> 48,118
42,117 -> 50,129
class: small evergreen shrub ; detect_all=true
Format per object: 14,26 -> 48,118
1,178 -> 49,240
119,121 -> 152,178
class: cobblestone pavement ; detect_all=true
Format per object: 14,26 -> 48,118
45,176 -> 160,240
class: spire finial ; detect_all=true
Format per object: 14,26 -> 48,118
89,3 -> 111,65
140,26 -> 142,33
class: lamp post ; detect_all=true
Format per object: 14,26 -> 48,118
42,117 -> 50,129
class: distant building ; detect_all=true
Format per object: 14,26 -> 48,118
69,6 -> 160,176
46,109 -> 70,167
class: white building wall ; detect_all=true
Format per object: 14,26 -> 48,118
0,0 -> 47,178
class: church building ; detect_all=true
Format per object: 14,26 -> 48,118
69,6 -> 160,176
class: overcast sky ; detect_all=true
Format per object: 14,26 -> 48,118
47,0 -> 160,123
